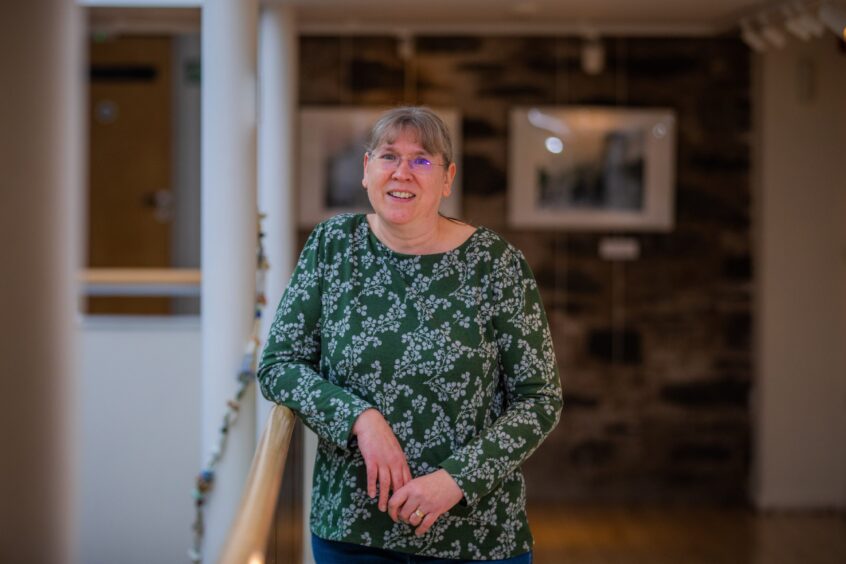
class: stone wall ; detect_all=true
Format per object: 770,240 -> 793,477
299,35 -> 752,503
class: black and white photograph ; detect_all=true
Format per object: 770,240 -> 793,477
509,107 -> 676,231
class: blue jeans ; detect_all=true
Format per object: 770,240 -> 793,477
311,533 -> 532,564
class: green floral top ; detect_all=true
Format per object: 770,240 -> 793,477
258,213 -> 562,560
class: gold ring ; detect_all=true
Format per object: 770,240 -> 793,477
414,508 -> 425,519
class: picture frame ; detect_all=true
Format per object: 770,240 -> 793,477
298,106 -> 462,227
508,106 -> 676,231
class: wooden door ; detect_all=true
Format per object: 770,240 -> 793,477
87,35 -> 172,314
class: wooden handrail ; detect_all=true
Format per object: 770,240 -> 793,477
81,268 -> 201,285
80,268 -> 201,297
219,405 -> 297,564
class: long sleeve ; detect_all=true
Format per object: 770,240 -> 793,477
438,248 -> 563,506
257,222 -> 374,449
274,215 -> 555,559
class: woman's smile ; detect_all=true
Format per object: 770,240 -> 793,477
387,190 -> 415,201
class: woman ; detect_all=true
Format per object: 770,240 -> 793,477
258,106 -> 562,563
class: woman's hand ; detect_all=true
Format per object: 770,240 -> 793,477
387,469 -> 464,536
351,408 -> 412,512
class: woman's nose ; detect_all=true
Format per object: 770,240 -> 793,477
391,158 -> 413,178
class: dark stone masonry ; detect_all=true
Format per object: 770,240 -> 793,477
299,35 -> 752,504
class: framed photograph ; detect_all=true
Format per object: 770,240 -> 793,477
299,107 -> 462,227
508,106 -> 676,231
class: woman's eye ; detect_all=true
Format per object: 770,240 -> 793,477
412,157 -> 432,167
379,153 -> 398,161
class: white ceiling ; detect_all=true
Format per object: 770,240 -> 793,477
282,0 -> 780,35
86,0 -> 812,37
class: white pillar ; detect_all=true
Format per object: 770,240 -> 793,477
201,0 -> 259,561
256,6 -> 311,562
0,1 -> 83,563
752,41 -> 846,510
256,2 -> 297,437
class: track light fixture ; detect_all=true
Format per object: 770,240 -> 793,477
741,19 -> 768,52
798,3 -> 827,36
739,0 -> 846,52
760,15 -> 789,47
784,5 -> 813,39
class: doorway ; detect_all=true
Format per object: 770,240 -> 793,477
87,35 -> 174,314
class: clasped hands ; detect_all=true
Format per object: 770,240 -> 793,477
351,408 -> 464,536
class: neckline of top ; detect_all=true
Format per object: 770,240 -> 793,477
360,214 -> 481,259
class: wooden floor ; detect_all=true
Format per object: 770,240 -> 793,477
528,505 -> 846,564
273,503 -> 846,563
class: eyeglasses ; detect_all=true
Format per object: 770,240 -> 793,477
370,152 -> 447,174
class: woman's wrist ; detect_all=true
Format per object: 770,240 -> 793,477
434,469 -> 464,503
352,407 -> 381,436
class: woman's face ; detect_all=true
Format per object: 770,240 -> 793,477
362,128 -> 456,229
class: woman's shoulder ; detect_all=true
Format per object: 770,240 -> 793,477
308,213 -> 368,245
466,223 -> 523,261
317,212 -> 364,233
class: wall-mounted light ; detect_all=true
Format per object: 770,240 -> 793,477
397,30 -> 414,61
581,35 -> 605,75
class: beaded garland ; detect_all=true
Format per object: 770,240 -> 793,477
189,216 -> 270,563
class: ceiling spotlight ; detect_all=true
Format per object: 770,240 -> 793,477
760,16 -> 788,48
798,16 -> 826,38
784,5 -> 813,40
819,2 -> 846,40
740,19 -> 768,52
796,3 -> 827,37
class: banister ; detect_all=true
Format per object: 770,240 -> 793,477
219,405 -> 297,564
80,268 -> 201,296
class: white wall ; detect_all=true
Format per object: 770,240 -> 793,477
172,33 -> 201,272
753,39 -> 846,509
77,317 -> 202,564
171,34 -> 202,316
